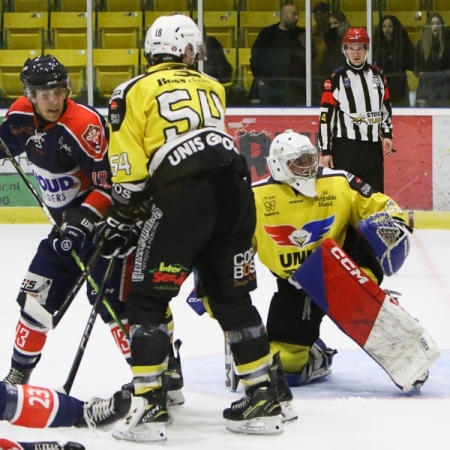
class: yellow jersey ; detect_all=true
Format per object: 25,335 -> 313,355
108,63 -> 227,186
253,168 -> 403,280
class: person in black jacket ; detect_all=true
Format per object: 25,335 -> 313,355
373,15 -> 415,106
250,4 -> 315,106
414,12 -> 450,107
204,35 -> 233,84
316,10 -> 351,100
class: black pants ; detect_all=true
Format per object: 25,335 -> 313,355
127,171 -> 258,327
331,137 -> 384,193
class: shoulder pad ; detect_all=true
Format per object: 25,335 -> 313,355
108,74 -> 145,132
345,172 -> 374,198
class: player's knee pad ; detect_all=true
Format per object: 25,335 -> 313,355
266,281 -> 324,347
208,293 -> 261,330
130,323 -> 170,366
270,340 -> 310,373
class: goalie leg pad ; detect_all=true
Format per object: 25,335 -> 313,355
292,238 -> 440,390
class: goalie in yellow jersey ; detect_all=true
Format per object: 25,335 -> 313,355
253,130 -> 432,395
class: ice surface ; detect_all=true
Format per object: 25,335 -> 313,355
0,225 -> 449,449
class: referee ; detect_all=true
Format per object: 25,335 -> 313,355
318,28 -> 394,193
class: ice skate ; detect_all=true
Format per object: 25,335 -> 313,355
75,389 -> 132,430
30,442 -> 85,450
3,366 -> 33,385
270,352 -> 297,423
285,338 -> 337,387
112,389 -> 170,443
223,383 -> 283,435
410,370 -> 429,392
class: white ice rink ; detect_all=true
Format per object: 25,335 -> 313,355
0,224 -> 449,449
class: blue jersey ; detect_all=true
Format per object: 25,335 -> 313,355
0,97 -> 112,224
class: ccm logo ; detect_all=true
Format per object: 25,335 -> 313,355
330,246 -> 369,284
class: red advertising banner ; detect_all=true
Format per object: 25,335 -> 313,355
225,113 -> 432,211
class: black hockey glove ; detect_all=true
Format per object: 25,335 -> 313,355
53,207 -> 99,258
94,205 -> 140,259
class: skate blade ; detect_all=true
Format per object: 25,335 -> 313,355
168,389 -> 185,406
226,416 -> 283,435
112,422 -> 168,443
280,401 -> 298,423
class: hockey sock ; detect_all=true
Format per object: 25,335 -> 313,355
109,319 -> 131,363
12,317 -> 48,368
0,383 -> 83,427
269,341 -> 310,373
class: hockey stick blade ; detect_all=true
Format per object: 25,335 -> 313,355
16,241 -> 106,329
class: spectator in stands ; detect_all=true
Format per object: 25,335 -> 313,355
203,35 -> 233,84
250,4 -> 314,106
317,10 -> 351,92
414,12 -> 450,107
194,20 -> 233,84
372,15 -> 415,106
312,2 -> 331,105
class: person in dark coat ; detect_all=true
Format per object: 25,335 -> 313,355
250,4 -> 315,106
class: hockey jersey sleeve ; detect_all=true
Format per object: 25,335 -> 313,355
62,101 -> 112,218
318,72 -> 339,155
344,171 -> 403,226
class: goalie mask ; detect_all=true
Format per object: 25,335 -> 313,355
144,14 -> 205,66
267,130 -> 319,197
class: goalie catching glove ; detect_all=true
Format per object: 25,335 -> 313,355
53,206 -> 99,258
94,205 -> 142,258
357,212 -> 412,276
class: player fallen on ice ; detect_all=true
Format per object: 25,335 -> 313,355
0,381 -> 132,449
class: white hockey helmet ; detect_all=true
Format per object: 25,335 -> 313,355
267,130 -> 319,197
144,14 -> 204,65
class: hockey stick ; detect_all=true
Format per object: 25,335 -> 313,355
61,257 -> 117,394
0,136 -> 101,289
0,136 -> 127,334
17,240 -> 106,329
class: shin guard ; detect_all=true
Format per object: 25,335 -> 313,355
292,238 -> 440,391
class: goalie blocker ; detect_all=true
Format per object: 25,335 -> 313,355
291,238 -> 440,391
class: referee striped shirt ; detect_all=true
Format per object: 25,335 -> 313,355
318,62 -> 393,155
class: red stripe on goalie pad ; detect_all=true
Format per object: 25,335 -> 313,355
295,238 -> 440,390
317,238 -> 384,347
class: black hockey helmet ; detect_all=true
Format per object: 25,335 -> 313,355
21,55 -> 71,99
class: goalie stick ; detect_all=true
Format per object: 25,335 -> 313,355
60,257 -> 117,394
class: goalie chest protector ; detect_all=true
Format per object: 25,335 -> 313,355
293,238 -> 440,391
